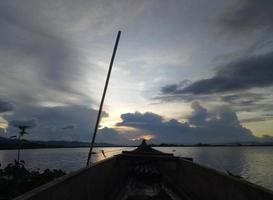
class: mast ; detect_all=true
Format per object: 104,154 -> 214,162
86,31 -> 121,166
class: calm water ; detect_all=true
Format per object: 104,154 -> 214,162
0,147 -> 272,191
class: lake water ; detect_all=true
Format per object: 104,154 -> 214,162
0,146 -> 272,191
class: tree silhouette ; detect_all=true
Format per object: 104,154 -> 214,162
10,120 -> 36,161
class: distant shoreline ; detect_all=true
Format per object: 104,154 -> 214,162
153,144 -> 273,147
1,144 -> 273,150
0,145 -> 131,150
1,136 -> 273,150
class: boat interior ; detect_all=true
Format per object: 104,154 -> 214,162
14,141 -> 273,200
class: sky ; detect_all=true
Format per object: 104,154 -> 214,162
0,0 -> 273,144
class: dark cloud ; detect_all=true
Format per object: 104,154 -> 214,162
4,105 -> 108,141
2,102 -> 270,144
97,127 -> 129,145
220,92 -> 273,112
219,0 -> 273,33
0,128 -> 5,135
116,102 -> 256,144
153,0 -> 272,120
3,103 -> 129,144
188,101 -> 209,127
0,99 -> 13,113
161,51 -> 273,95
221,93 -> 266,105
117,112 -> 163,126
210,0 -> 273,74
158,87 -> 273,115
260,135 -> 273,142
155,93 -> 214,104
214,0 -> 273,60
61,124 -> 77,130
118,112 -> 192,143
9,119 -> 36,129
189,103 -> 241,128
161,80 -> 191,94
0,1 -> 98,107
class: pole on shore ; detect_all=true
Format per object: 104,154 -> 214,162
86,31 -> 121,166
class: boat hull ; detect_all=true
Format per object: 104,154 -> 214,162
14,149 -> 273,200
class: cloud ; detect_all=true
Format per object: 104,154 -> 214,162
240,116 -> 273,123
0,13 -> 89,107
9,119 -> 36,128
219,0 -> 273,34
157,50 -> 273,124
117,112 -> 192,143
0,0 -> 156,105
2,102 -> 128,144
117,112 -> 163,126
161,51 -> 273,95
2,101 -> 269,144
220,92 -> 273,112
214,0 -> 273,58
0,128 -> 6,135
97,127 -> 129,145
61,124 -> 77,130
260,135 -> 273,142
115,102 -> 256,144
0,0 -> 147,108
161,80 -> 191,94
0,99 -> 13,113
221,93 -> 266,105
4,105 -> 108,141
188,101 -> 209,127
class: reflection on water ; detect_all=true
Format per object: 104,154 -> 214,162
0,146 -> 272,191
155,146 -> 273,191
0,147 -> 134,171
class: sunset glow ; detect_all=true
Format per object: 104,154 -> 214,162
131,134 -> 155,141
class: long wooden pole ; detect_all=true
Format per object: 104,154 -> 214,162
86,31 -> 121,166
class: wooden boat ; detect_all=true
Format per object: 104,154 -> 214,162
14,140 -> 273,200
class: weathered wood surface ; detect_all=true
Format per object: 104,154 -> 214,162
14,146 -> 273,200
